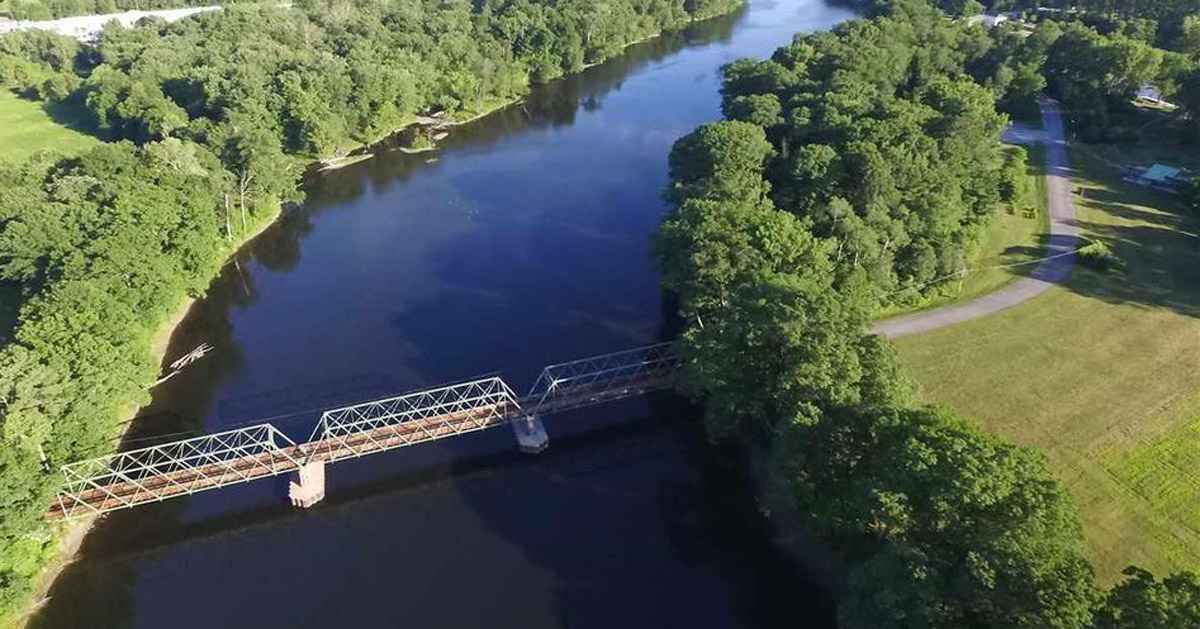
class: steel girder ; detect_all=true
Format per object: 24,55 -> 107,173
47,342 -> 682,519
524,342 -> 679,415
305,376 -> 522,463
51,424 -> 302,519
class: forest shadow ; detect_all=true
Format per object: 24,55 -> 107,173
0,281 -> 20,343
1053,174 -> 1200,317
42,96 -> 103,138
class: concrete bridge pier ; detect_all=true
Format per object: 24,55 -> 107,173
513,415 -> 549,454
289,461 -> 326,508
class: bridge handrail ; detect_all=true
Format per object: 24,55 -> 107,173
60,423 -> 298,480
49,341 -> 680,519
54,423 -> 301,518
310,376 -> 521,441
525,342 -> 678,413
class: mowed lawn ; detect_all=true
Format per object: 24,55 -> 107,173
0,90 -> 99,163
894,144 -> 1200,583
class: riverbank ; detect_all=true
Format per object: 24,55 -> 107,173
18,2 -> 861,625
327,21 -> 713,162
13,201 -> 284,629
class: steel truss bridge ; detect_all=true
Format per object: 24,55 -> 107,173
47,342 -> 679,520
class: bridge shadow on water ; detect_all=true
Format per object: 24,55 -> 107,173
436,397 -> 841,629
32,402 -> 837,629
33,281 -> 839,628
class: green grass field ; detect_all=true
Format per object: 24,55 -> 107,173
0,91 -> 99,164
895,142 -> 1200,582
0,91 -> 100,340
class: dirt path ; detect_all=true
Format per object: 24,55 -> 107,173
872,97 -> 1079,339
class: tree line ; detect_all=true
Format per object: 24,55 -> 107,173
968,13 -> 1200,143
991,1 -> 1200,55
655,0 -> 1200,626
0,0 -> 744,621
836,1 -> 1200,164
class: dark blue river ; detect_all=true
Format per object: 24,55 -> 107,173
33,2 -> 853,626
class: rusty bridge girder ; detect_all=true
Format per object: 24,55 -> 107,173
47,342 -> 680,520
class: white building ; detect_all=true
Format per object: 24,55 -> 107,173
0,6 -> 220,42
968,14 -> 1010,29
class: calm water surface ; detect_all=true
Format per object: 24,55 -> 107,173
34,2 -> 853,626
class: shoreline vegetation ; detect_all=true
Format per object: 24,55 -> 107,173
18,200 -> 281,626
0,0 -> 748,624
655,0 -> 1200,626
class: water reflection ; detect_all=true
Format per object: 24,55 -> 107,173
33,2 -> 853,627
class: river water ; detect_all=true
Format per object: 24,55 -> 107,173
32,2 -> 853,627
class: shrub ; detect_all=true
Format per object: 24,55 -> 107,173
1077,239 -> 1120,271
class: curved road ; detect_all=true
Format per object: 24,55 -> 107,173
872,98 -> 1079,339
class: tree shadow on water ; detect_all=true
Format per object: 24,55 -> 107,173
441,399 -> 839,629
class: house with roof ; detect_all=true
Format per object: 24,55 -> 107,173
1132,164 -> 1191,193
1136,85 -> 1174,108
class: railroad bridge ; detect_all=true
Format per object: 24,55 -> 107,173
47,342 -> 680,520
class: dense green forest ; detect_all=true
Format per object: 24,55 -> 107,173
656,0 -> 1200,626
836,0 -> 1200,57
0,0 -> 744,621
984,14 -> 1200,144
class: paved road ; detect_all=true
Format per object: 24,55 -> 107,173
872,97 -> 1079,339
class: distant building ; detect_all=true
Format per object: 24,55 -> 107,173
0,6 -> 220,42
968,14 -> 1009,29
1136,85 -> 1173,108
1133,164 -> 1190,192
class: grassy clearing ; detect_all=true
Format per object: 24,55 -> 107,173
879,144 -> 1050,317
894,141 -> 1200,583
0,92 -> 100,345
0,91 -> 99,164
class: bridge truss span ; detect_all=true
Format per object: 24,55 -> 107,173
50,424 -> 302,520
47,341 -> 681,520
305,377 -> 523,464
525,342 -> 680,415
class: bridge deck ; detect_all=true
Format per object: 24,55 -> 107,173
46,405 -> 513,520
46,375 -> 675,520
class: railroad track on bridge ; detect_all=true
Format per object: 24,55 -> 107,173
48,343 -> 679,520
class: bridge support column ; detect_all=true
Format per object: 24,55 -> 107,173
513,415 -> 548,454
289,461 -> 326,508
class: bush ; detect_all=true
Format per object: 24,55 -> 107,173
1077,239 -> 1120,271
